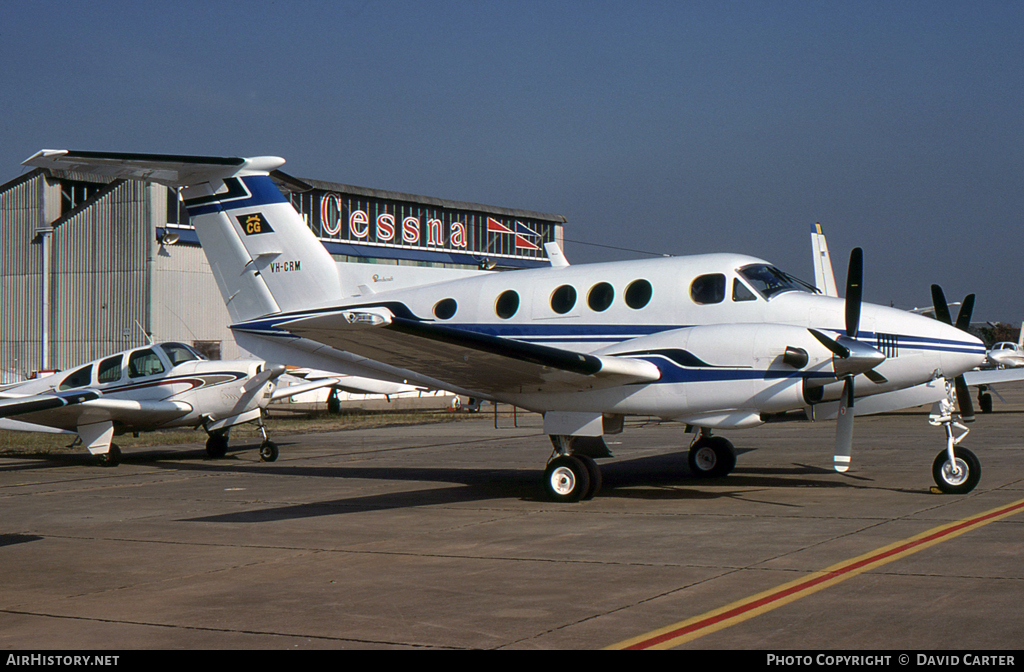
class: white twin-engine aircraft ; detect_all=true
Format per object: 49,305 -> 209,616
0,341 -> 405,465
23,150 -> 989,500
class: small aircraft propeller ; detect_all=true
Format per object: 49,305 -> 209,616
930,284 -> 977,422
807,248 -> 887,473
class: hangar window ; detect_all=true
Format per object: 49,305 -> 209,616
691,274 -> 726,305
732,278 -> 757,302
495,290 -> 520,319
587,282 -> 615,312
625,279 -> 653,309
550,285 -> 577,314
128,349 -> 166,378
97,355 -> 123,384
58,365 -> 93,391
434,298 -> 458,320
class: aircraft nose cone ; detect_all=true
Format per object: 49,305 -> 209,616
939,323 -> 987,377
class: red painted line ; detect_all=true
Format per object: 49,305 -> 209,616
621,499 -> 1024,650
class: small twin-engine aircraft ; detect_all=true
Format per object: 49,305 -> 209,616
23,150 -> 990,500
0,341 -> 406,464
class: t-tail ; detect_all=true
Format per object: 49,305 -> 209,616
22,150 -> 341,323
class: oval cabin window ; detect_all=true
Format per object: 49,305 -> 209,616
433,298 -> 458,320
495,290 -> 520,319
624,279 -> 652,309
550,285 -> 577,314
587,282 -> 615,312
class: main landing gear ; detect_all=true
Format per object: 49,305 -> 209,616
204,415 -> 279,462
687,430 -> 737,479
929,383 -> 981,494
544,436 -> 603,502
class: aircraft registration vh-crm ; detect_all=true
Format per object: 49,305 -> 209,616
23,150 -> 991,501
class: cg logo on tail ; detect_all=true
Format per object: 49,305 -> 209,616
236,212 -> 274,235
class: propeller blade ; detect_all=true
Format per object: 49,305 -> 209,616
955,375 -> 975,423
809,328 -> 850,358
864,369 -> 888,384
931,285 -> 952,325
955,294 -> 975,332
834,377 -> 854,472
845,248 -> 863,339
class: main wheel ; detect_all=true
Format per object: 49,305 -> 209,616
932,446 -> 981,494
544,455 -> 591,503
979,392 -> 993,414
259,440 -> 279,462
206,433 -> 228,459
687,436 -> 736,478
97,444 -> 121,467
573,454 -> 603,500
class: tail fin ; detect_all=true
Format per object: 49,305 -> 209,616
810,222 -> 838,297
23,151 -> 341,323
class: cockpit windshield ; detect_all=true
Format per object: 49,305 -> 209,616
737,264 -> 818,300
158,342 -> 204,365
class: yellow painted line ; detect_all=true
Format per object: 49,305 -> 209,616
607,497 -> 1024,650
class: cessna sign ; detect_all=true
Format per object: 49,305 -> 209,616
292,183 -> 564,267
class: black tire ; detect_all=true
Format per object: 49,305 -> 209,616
979,392 -> 993,414
543,455 -> 591,503
259,441 -> 279,462
98,444 -> 121,467
206,433 -> 228,459
932,446 -> 981,494
687,436 -> 736,478
574,454 -> 603,500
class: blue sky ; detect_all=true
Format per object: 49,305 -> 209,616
3,1 -> 1022,320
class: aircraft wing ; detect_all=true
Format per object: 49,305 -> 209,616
277,309 -> 661,395
0,391 -> 191,431
962,368 -> 1024,387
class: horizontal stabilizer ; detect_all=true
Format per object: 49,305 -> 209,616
23,150 -> 284,187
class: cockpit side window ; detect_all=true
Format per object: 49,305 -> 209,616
691,274 -> 726,305
97,355 -> 123,384
732,278 -> 757,302
128,349 -> 166,378
737,264 -> 817,300
58,365 -> 93,391
160,342 -> 199,366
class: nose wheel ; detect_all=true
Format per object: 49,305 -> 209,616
932,446 -> 980,494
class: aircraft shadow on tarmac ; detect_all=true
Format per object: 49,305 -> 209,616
147,447 -> 868,524
0,441 -> 877,525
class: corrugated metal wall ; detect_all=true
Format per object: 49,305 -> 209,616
151,244 -> 240,360
50,180 -> 152,368
0,172 -> 48,377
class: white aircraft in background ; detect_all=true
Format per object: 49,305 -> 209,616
0,341 -> 408,465
985,328 -> 1024,369
24,150 -> 990,500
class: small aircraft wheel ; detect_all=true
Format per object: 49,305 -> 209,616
979,392 -> 993,414
544,455 -> 591,503
573,454 -> 603,500
932,446 -> 981,494
98,444 -> 121,467
206,433 -> 228,459
688,436 -> 736,478
259,440 -> 279,462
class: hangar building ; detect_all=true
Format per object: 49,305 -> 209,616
0,167 -> 565,380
